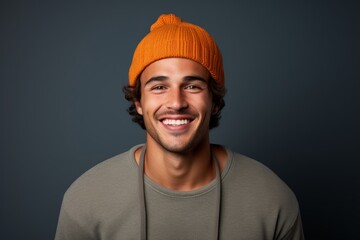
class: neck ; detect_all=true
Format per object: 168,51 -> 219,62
143,140 -> 215,191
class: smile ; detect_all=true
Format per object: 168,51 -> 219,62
162,119 -> 190,126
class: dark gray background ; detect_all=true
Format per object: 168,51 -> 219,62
1,1 -> 359,239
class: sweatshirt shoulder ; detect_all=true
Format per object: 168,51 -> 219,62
63,145 -> 141,204
71,152 -> 130,187
227,150 -> 299,211
56,146 -> 142,238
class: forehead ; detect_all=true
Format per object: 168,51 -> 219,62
140,58 -> 210,82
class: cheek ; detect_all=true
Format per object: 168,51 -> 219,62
139,95 -> 163,115
191,97 -> 213,115
136,93 -> 156,115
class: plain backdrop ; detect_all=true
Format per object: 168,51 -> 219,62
1,1 -> 359,239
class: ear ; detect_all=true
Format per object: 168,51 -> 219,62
211,104 -> 219,115
134,100 -> 143,115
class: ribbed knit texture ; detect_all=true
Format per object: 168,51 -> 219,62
128,13 -> 224,86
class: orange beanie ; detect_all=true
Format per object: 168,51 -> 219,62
128,13 -> 224,86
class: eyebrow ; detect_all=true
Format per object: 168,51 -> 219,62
144,76 -> 168,86
184,75 -> 208,83
144,75 -> 208,86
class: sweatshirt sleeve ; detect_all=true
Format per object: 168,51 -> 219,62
55,188 -> 95,240
281,212 -> 305,240
54,192 -> 95,240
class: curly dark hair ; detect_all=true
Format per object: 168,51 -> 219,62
123,76 -> 226,130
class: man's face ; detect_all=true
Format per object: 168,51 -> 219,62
135,58 -> 213,154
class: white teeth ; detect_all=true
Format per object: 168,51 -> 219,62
163,119 -> 190,126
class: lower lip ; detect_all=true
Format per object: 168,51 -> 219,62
161,121 -> 191,132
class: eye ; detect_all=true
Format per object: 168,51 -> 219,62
185,84 -> 204,92
187,85 -> 198,89
153,86 -> 165,90
150,85 -> 167,92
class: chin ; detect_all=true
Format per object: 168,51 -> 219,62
160,141 -> 195,154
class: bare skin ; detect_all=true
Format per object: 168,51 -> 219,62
134,58 -> 227,191
134,144 -> 227,191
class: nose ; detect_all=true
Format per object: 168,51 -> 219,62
166,88 -> 188,110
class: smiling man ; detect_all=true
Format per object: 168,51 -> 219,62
55,14 -> 304,240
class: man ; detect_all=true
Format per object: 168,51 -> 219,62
55,13 -> 304,240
